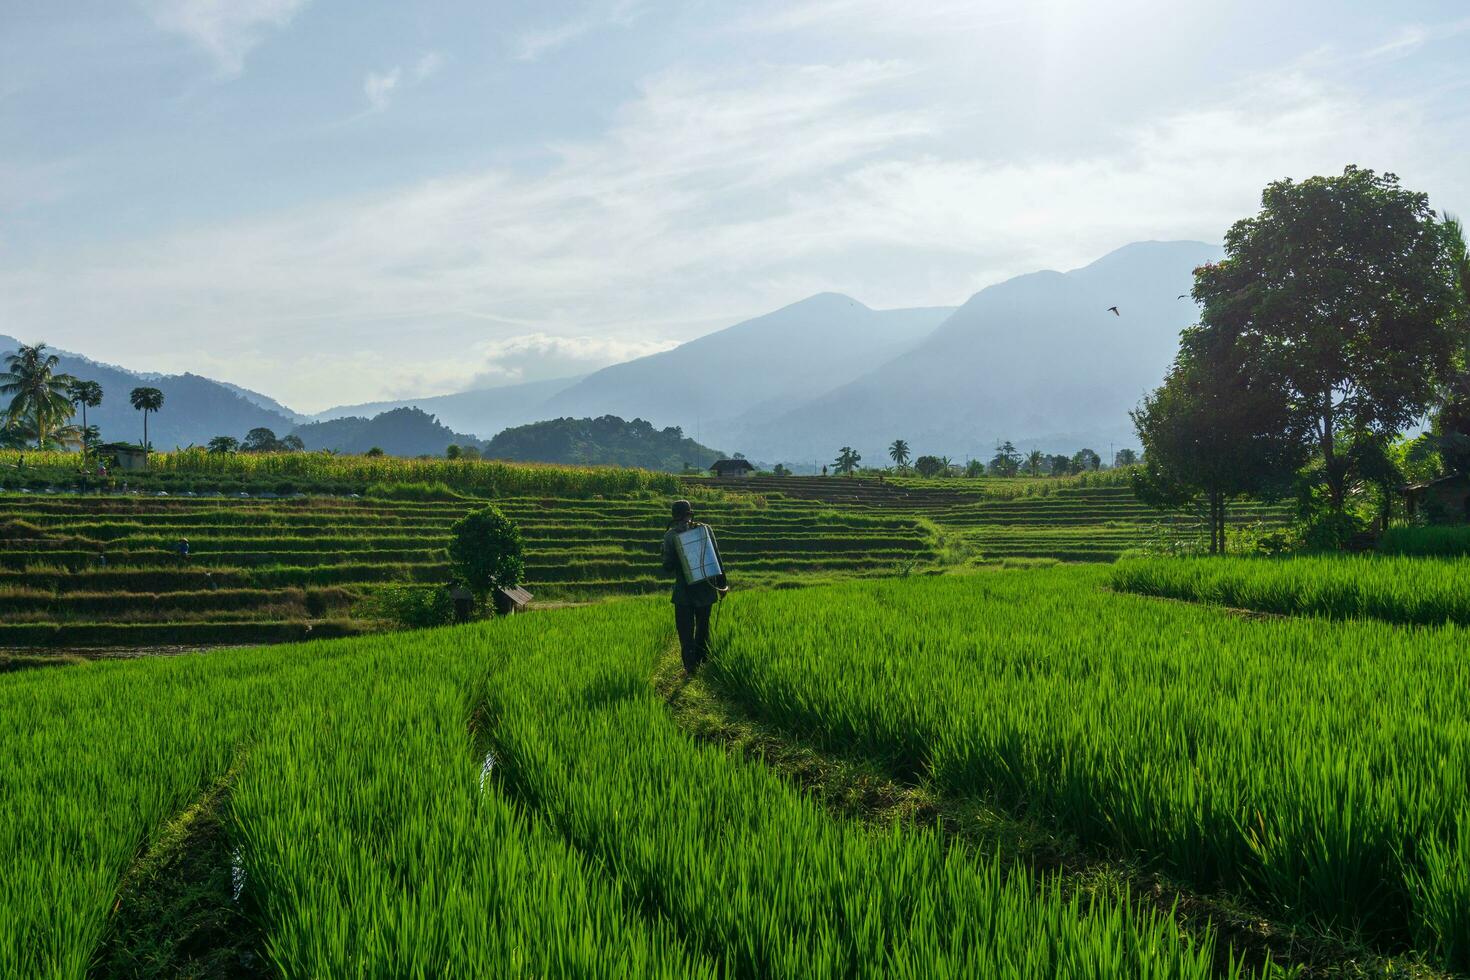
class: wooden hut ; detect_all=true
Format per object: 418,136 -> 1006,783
1403,473 -> 1470,523
493,585 -> 533,615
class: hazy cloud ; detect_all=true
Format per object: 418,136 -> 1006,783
363,68 -> 401,111
467,333 -> 678,388
362,51 -> 443,111
514,0 -> 648,61
140,0 -> 308,75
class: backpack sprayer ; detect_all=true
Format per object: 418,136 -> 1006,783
674,522 -> 729,635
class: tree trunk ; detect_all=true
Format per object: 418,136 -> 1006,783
1218,496 -> 1228,555
143,411 -> 149,450
1321,389 -> 1344,512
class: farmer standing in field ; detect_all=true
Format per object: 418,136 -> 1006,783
662,499 -> 727,675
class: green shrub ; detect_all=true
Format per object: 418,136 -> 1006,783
356,584 -> 454,628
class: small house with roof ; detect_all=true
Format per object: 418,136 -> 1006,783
99,443 -> 149,472
1403,473 -> 1470,523
710,458 -> 755,479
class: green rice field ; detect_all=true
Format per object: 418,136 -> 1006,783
6,561 -> 1467,975
1111,554 -> 1470,626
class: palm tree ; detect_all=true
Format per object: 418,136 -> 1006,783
129,386 -> 164,449
67,379 -> 103,462
0,342 -> 77,449
1024,450 -> 1045,476
888,438 -> 911,471
207,435 -> 240,454
834,446 -> 861,476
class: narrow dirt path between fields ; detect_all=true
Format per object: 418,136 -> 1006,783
92,768 -> 269,980
653,648 -> 1446,980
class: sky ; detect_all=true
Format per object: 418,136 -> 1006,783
2,1 -> 1468,412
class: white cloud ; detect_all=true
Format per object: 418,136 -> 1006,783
3,37 -> 1463,410
413,51 -> 445,81
363,67 -> 402,112
361,52 -> 442,112
140,0 -> 308,75
514,0 -> 648,61
467,333 -> 678,387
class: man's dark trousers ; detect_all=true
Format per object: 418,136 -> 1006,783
675,603 -> 712,673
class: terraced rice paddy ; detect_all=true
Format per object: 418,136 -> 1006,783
0,492 -> 938,646
710,477 -> 1290,561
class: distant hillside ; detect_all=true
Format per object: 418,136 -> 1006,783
290,407 -> 485,457
741,241 -> 1223,462
0,336 -> 297,448
540,296 -> 955,446
312,375 -> 582,436
484,416 -> 724,471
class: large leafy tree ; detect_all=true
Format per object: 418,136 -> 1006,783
988,440 -> 1021,477
887,439 -> 910,471
0,343 -> 77,449
241,427 -> 280,453
1023,450 -> 1045,476
833,446 -> 861,476
1132,327 -> 1302,553
1045,453 -> 1073,476
207,435 -> 240,454
448,505 -> 525,602
1194,167 -> 1464,515
1424,215 -> 1470,475
129,386 -> 164,449
66,379 -> 103,461
912,454 -> 944,477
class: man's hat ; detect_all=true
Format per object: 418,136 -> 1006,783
671,499 -> 692,519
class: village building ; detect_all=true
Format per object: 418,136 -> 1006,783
98,444 -> 149,472
709,458 -> 755,479
1403,473 -> 1470,524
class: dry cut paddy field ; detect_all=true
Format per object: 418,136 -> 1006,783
3,561 -> 1467,977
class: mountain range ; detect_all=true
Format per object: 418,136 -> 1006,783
3,241 -> 1218,462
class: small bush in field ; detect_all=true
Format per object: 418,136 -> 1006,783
357,584 -> 453,628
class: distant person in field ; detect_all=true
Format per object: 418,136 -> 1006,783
662,499 -> 726,675
176,537 -> 190,561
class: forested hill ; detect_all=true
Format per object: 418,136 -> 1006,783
0,335 -> 296,449
290,408 -> 485,456
484,416 -> 724,471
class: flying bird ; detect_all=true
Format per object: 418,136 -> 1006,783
1177,294 -> 1188,300
1106,306 -> 1120,316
